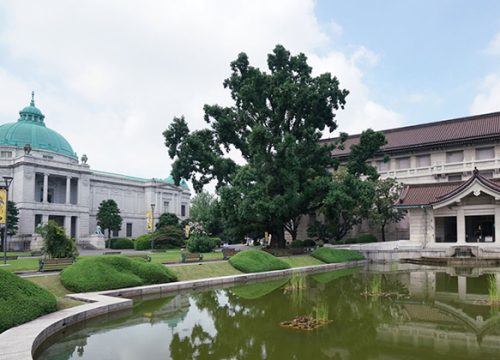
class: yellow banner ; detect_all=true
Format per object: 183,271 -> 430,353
0,189 -> 6,225
146,210 -> 153,231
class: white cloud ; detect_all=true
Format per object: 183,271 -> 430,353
0,0 -> 401,179
470,73 -> 500,115
485,32 -> 500,56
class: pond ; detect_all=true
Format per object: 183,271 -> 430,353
35,264 -> 500,360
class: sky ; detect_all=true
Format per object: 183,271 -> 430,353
0,0 -> 499,182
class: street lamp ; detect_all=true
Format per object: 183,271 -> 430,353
2,176 -> 13,265
150,203 -> 156,250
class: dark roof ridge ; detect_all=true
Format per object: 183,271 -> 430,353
321,110 -> 500,142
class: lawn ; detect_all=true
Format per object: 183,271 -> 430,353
0,250 -> 225,273
281,255 -> 325,268
171,262 -> 242,281
27,275 -> 83,309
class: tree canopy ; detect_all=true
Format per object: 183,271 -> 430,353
164,45 -> 385,247
96,199 -> 122,241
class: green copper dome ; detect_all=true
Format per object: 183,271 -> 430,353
165,175 -> 190,190
0,93 -> 77,159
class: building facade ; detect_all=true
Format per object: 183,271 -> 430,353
325,111 -> 500,247
0,94 -> 190,250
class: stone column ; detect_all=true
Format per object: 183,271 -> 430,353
42,214 -> 49,224
43,173 -> 49,203
66,177 -> 71,204
457,208 -> 466,244
64,216 -> 71,237
495,205 -> 500,243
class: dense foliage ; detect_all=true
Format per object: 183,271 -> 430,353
0,269 -> 57,333
228,250 -> 290,273
37,220 -> 77,258
189,192 -> 222,236
185,234 -> 217,253
60,256 -> 177,292
109,237 -> 134,249
311,248 -> 365,263
156,213 -> 180,229
164,45 -> 353,248
369,178 -> 406,242
152,225 -> 184,249
96,199 -> 123,240
134,234 -> 153,250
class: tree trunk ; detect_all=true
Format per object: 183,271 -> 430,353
269,227 -> 286,248
381,223 -> 386,242
107,229 -> 111,248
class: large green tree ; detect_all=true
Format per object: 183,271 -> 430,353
369,178 -> 406,242
96,199 -> 122,242
164,45 -> 350,247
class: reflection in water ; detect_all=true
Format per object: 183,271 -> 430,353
35,265 -> 500,360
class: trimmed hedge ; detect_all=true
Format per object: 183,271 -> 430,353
60,256 -> 177,292
342,234 -> 378,244
110,238 -> 134,249
0,269 -> 57,333
135,234 -> 152,250
311,248 -> 365,264
228,250 -> 290,273
152,225 -> 184,249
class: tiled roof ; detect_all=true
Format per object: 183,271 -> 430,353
397,170 -> 500,207
327,111 -> 500,157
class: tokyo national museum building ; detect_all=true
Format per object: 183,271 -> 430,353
0,94 -> 190,250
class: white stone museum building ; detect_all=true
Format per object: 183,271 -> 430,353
0,94 -> 190,250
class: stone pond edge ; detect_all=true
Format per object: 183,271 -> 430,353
0,259 -> 367,360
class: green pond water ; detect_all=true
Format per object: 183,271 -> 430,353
35,264 -> 500,360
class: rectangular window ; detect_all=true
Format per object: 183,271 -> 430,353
126,223 -> 132,237
377,160 -> 389,172
0,151 -> 12,158
446,150 -> 464,163
396,157 -> 410,170
416,154 -> 431,167
112,229 -> 119,237
448,174 -> 462,182
476,147 -> 495,160
163,201 -> 169,213
181,204 -> 186,217
34,214 -> 42,231
43,155 -> 54,160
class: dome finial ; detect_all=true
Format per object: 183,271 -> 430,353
30,91 -> 35,106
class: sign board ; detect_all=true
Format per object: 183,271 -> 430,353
146,210 -> 153,231
0,189 -> 6,225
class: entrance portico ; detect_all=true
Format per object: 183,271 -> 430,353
397,169 -> 500,248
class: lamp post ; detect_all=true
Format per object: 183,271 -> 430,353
2,176 -> 13,265
150,203 -> 155,250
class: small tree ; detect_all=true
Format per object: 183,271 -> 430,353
6,201 -> 19,236
369,178 -> 406,242
156,213 -> 180,230
96,199 -> 123,242
37,220 -> 77,258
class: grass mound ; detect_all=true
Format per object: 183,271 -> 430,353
0,269 -> 57,333
228,250 -> 290,273
60,256 -> 177,292
311,248 -> 365,263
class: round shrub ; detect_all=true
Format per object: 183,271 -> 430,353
311,248 -> 364,264
290,240 -> 304,248
60,256 -> 177,292
38,220 -> 77,258
0,269 -> 57,333
209,236 -> 222,248
152,225 -> 184,249
135,234 -> 152,250
109,238 -> 134,249
229,250 -> 290,273
186,234 -> 216,253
